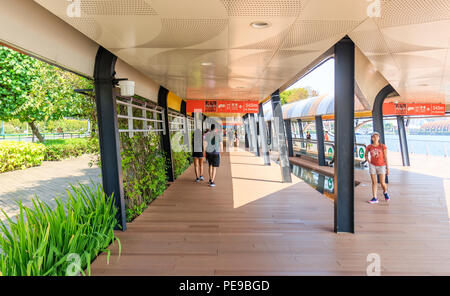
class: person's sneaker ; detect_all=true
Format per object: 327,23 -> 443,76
384,192 -> 390,202
209,181 -> 216,187
195,178 -> 200,183
368,197 -> 378,204
199,176 -> 205,181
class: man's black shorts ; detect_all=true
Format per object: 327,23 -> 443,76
206,153 -> 220,167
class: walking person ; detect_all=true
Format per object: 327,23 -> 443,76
192,128 -> 206,183
365,131 -> 390,204
204,124 -> 221,187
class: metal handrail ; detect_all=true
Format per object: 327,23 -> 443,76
292,138 -> 367,162
0,132 -> 87,141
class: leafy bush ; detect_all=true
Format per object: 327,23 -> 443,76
44,137 -> 98,161
171,132 -> 192,179
0,141 -> 45,173
172,150 -> 191,179
0,183 -> 120,276
120,132 -> 167,222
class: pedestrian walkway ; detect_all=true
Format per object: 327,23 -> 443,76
0,155 -> 101,222
90,151 -> 450,275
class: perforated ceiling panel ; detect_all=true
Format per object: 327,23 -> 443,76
81,0 -> 158,16
34,0 -> 450,105
220,0 -> 305,17
379,0 -> 450,27
137,18 -> 228,48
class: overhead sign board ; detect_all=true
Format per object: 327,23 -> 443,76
186,100 -> 259,113
383,103 -> 445,116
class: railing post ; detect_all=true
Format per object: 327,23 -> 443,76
334,36 -> 355,233
284,119 -> 294,157
249,113 -> 259,155
315,116 -> 326,166
397,115 -> 410,166
258,103 -> 271,165
94,46 -> 126,231
271,90 -> 292,183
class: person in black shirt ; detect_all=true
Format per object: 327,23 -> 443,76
204,124 -> 221,187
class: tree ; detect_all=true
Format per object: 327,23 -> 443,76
280,87 -> 315,105
0,46 -> 94,142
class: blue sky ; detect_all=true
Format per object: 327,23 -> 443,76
286,58 -> 335,96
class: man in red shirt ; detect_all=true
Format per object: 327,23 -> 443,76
364,131 -> 390,204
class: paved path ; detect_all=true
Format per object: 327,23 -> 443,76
90,151 -> 450,275
0,155 -> 101,222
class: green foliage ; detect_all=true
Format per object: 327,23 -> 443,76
171,133 -> 192,179
0,46 -> 95,141
44,138 -> 99,161
0,183 -> 121,276
172,150 -> 191,179
0,141 -> 45,173
44,119 -> 88,133
120,132 -> 167,222
280,87 -> 316,105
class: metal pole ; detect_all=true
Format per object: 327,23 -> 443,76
397,115 -> 410,166
271,90 -> 292,183
258,103 -> 271,165
93,47 -> 126,231
284,119 -> 294,157
334,36 -> 355,233
315,116 -> 326,166
249,114 -> 259,155
158,86 -> 175,182
297,119 -> 304,139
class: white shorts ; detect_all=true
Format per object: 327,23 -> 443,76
369,163 -> 386,175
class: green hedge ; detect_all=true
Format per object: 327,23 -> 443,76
0,183 -> 120,276
44,138 -> 98,161
0,141 -> 46,173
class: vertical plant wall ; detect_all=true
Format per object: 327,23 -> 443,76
117,101 -> 168,222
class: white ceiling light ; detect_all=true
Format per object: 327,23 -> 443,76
201,62 -> 213,66
250,21 -> 271,29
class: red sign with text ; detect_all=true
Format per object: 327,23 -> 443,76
383,103 -> 445,116
187,100 -> 259,113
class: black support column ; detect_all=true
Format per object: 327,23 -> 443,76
271,90 -> 292,183
258,103 -> 271,165
158,86 -> 175,182
397,115 -> 410,166
315,116 -> 326,166
243,115 -> 250,149
284,119 -> 294,157
94,47 -> 126,231
334,36 -> 355,233
372,85 -> 395,145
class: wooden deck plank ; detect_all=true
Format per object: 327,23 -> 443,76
90,151 -> 450,275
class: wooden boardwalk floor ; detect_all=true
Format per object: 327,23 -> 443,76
90,151 -> 450,275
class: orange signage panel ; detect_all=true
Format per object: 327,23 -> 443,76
383,103 -> 445,116
186,100 -> 259,113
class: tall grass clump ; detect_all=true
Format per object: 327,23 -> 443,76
0,183 -> 120,276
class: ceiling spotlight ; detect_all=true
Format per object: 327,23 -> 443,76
250,21 -> 271,29
201,62 -> 213,66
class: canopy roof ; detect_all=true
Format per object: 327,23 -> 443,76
27,0 -> 450,107
263,94 -> 366,121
